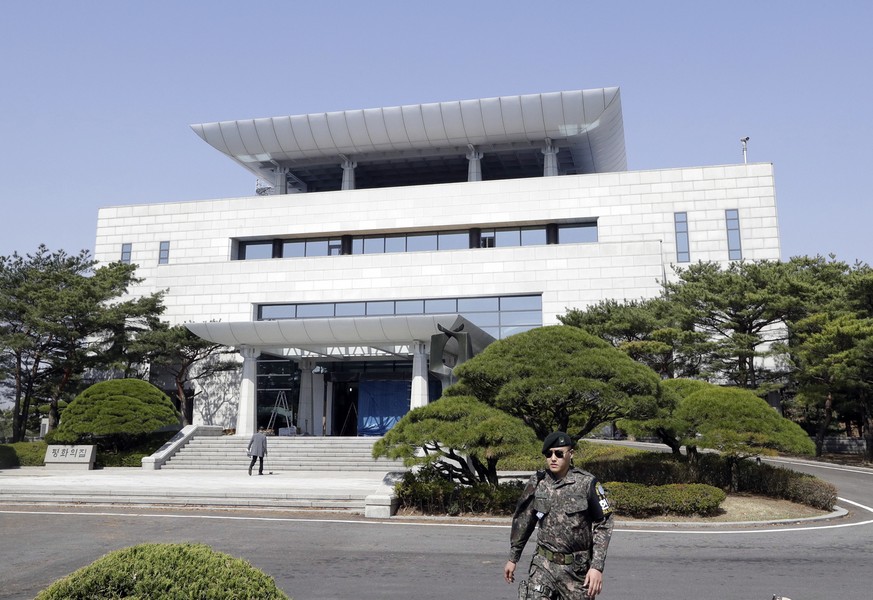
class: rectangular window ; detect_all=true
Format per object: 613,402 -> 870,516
458,297 -> 499,312
259,305 -> 296,320
495,228 -> 521,247
305,239 -> 328,256
424,298 -> 457,313
437,231 -> 469,250
158,241 -> 170,265
558,222 -> 598,243
480,230 -> 496,248
240,241 -> 273,260
395,300 -> 424,315
366,301 -> 394,316
674,212 -> 690,263
282,240 -> 306,258
385,236 -> 406,253
327,238 -> 343,256
363,237 -> 386,254
297,303 -> 334,318
520,227 -> 547,246
500,295 -> 542,311
726,209 -> 742,260
120,243 -> 132,264
335,302 -> 366,317
406,233 -> 438,252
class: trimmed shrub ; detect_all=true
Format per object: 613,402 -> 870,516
35,543 -> 289,600
395,464 -> 523,515
0,441 -> 48,468
734,460 -> 837,510
586,452 -> 693,486
52,379 -> 180,451
93,431 -> 177,468
605,482 -> 726,517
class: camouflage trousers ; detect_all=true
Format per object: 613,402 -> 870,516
525,551 -> 591,599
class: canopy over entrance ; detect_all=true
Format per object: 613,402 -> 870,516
185,314 -> 494,361
186,315 -> 496,437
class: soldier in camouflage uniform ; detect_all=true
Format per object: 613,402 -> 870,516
503,432 -> 614,599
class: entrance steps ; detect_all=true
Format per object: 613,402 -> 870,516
161,435 -> 407,472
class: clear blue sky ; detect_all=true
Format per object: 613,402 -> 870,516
1,1 -> 870,264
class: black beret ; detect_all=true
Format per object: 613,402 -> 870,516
542,431 -> 573,454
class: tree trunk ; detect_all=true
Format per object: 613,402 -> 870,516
655,427 -> 682,454
814,393 -> 833,457
729,457 -> 740,492
175,378 -> 191,426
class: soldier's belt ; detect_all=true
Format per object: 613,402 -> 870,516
536,545 -> 581,565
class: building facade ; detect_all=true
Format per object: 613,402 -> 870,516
94,88 -> 780,436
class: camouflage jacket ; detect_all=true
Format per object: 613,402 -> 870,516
509,467 -> 614,572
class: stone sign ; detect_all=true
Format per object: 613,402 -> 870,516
44,445 -> 97,470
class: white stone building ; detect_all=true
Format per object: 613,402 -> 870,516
94,88 -> 780,437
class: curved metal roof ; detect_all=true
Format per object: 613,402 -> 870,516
191,88 -> 626,191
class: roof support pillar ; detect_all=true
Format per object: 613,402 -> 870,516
542,138 -> 559,177
466,145 -> 483,182
236,346 -> 259,436
274,167 -> 288,194
410,341 -> 429,410
297,359 -> 314,435
340,156 -> 357,190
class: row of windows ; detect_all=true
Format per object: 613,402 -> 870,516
237,222 -> 597,260
118,211 -> 742,266
120,241 -> 170,265
673,209 -> 743,263
258,294 -> 543,340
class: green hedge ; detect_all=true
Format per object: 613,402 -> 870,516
585,452 -> 837,511
395,448 -> 837,516
395,464 -> 523,515
0,441 -> 48,468
734,460 -> 837,510
395,466 -> 726,517
605,482 -> 726,517
35,543 -> 289,600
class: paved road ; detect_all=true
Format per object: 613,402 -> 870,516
1,457 -> 871,600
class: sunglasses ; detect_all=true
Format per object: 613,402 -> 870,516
543,449 -> 570,459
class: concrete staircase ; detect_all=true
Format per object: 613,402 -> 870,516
161,435 -> 407,473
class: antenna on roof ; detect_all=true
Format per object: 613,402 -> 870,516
740,137 -> 750,164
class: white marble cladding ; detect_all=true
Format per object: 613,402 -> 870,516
95,163 -> 779,325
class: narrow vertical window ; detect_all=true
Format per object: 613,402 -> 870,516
725,209 -> 742,260
674,212 -> 690,263
120,243 -> 132,264
158,241 -> 170,264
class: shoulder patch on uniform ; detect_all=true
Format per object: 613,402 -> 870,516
596,483 -> 611,513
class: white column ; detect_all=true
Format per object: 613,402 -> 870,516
236,346 -> 259,436
341,157 -> 357,190
410,341 -> 429,409
466,145 -> 483,182
298,359 -> 314,435
311,371 -> 327,436
542,138 -> 559,177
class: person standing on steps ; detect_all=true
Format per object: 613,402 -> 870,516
247,426 -> 268,475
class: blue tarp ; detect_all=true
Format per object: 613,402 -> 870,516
357,380 -> 411,436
